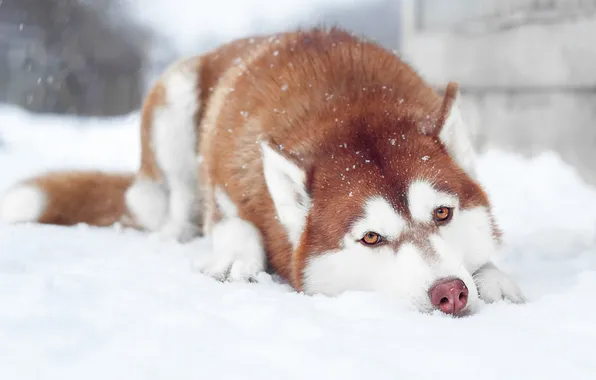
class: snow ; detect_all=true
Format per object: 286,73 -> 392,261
0,104 -> 595,379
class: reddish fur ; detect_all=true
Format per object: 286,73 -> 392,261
27,171 -> 134,227
138,76 -> 166,182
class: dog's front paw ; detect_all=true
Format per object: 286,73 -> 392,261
473,262 -> 526,304
198,217 -> 266,282
198,256 -> 264,282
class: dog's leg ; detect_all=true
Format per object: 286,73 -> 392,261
473,262 -> 526,304
201,217 -> 266,281
123,58 -> 202,242
124,177 -> 168,232
197,187 -> 266,282
150,59 -> 202,242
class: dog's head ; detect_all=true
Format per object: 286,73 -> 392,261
261,83 -> 500,316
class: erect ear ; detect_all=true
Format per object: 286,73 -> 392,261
429,82 -> 477,177
260,141 -> 311,248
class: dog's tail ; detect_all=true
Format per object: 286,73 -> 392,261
0,171 -> 135,227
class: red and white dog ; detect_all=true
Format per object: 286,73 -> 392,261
0,28 -> 525,315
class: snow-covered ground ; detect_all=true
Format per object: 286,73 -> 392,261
0,104 -> 595,379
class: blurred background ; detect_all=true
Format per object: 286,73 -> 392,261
0,0 -> 594,185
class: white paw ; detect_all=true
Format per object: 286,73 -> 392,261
198,217 -> 266,282
158,221 -> 199,243
474,263 -> 526,304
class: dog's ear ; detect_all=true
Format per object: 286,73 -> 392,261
426,82 -> 477,177
260,141 -> 311,248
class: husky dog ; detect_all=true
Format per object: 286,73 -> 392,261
0,28 -> 525,315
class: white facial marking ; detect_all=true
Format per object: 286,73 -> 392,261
151,60 -> 201,242
439,206 -> 498,272
305,236 -> 480,313
304,243 -> 428,297
428,233 -> 479,303
124,178 -> 168,232
439,94 -> 477,177
0,184 -> 46,223
260,141 -> 310,248
408,180 -> 458,223
304,242 -> 449,311
350,196 -> 406,241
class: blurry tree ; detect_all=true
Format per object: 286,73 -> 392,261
0,0 -> 154,116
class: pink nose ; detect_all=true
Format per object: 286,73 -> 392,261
429,278 -> 469,315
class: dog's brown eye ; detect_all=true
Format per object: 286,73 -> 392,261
433,207 -> 453,222
361,231 -> 383,246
